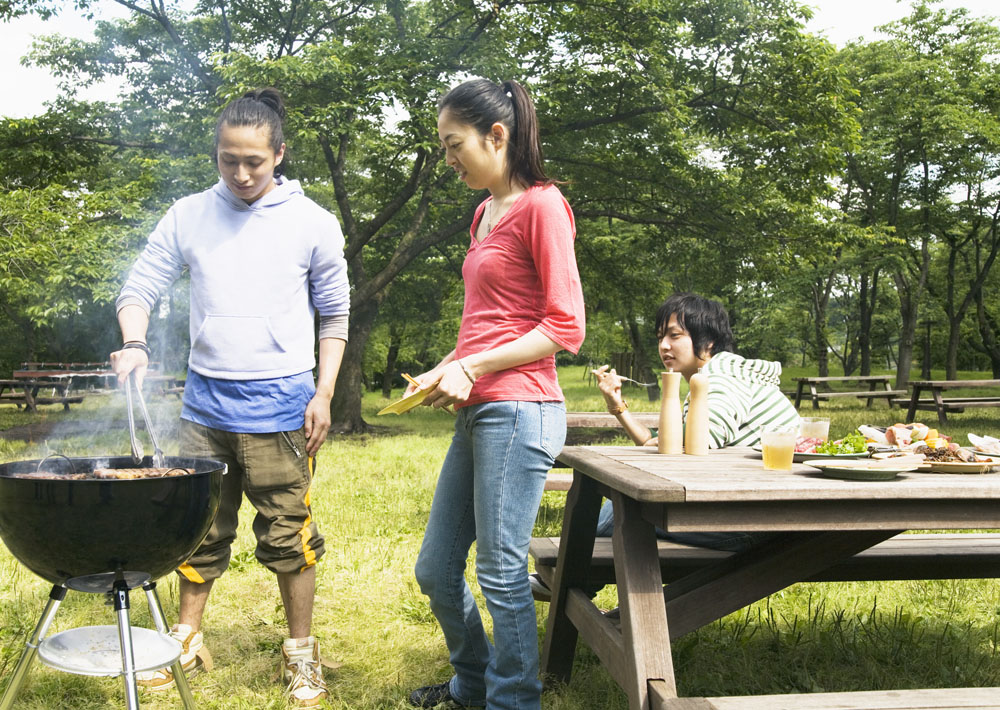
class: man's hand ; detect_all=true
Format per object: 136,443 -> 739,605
109,348 -> 149,389
304,393 -> 332,457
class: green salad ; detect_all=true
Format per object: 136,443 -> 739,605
815,431 -> 868,455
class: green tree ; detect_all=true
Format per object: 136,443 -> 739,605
837,0 -> 1000,385
6,0 -> 858,430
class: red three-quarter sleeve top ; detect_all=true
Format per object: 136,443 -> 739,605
455,183 -> 586,408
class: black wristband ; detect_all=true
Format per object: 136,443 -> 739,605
122,341 -> 151,357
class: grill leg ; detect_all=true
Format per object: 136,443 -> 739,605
0,585 -> 67,710
143,581 -> 197,710
112,579 -> 140,710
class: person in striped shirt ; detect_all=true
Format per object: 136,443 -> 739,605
594,292 -> 799,449
530,292 -> 798,602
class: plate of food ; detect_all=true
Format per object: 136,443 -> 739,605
806,458 -> 920,481
872,446 -> 1000,474
377,382 -> 438,416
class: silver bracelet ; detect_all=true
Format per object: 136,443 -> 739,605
458,359 -> 476,385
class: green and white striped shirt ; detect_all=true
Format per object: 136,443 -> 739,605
683,351 -> 799,449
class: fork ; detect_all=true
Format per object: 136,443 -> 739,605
592,369 -> 657,387
618,376 -> 657,387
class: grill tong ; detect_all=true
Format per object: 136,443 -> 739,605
125,372 -> 165,468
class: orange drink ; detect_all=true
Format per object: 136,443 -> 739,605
761,425 -> 797,470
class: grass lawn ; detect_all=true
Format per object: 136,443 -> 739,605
1,367 -> 1000,708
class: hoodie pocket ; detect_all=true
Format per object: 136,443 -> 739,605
192,314 -> 287,371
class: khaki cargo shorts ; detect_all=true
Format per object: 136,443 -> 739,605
176,419 -> 325,583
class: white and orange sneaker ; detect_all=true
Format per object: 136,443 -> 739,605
137,623 -> 213,690
281,636 -> 328,707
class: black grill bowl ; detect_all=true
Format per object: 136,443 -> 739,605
0,456 -> 225,585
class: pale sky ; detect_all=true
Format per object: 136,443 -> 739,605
1,0 -> 998,118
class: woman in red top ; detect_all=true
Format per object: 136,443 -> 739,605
407,78 -> 585,710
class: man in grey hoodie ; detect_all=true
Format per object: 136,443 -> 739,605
111,89 -> 348,707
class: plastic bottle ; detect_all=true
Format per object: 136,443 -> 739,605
658,370 -> 683,454
685,368 -> 709,456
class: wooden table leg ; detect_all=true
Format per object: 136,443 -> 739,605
794,382 -> 804,409
931,387 -> 948,426
809,383 -> 820,409
612,492 -> 675,710
22,385 -> 37,413
865,381 -> 877,408
541,469 -> 604,684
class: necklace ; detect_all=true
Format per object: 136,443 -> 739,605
486,194 -> 512,233
487,198 -> 498,233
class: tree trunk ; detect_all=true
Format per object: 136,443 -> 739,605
894,274 -> 919,391
921,320 -> 932,379
858,269 -> 879,375
975,290 -> 1000,378
331,297 -> 382,434
893,234 -> 930,390
382,337 -> 400,400
626,313 -> 660,402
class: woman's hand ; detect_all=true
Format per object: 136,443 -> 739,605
592,365 -> 624,412
420,360 -> 474,410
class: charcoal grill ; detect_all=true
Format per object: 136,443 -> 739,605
0,376 -> 225,709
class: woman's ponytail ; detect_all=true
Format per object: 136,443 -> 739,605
500,80 -> 548,188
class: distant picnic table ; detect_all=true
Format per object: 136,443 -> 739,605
5,362 -> 182,411
900,379 -> 1000,426
793,375 -> 906,410
0,379 -> 83,412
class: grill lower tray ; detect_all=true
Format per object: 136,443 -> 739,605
38,626 -> 181,677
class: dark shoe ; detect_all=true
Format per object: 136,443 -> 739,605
409,681 -> 471,708
529,572 -> 551,602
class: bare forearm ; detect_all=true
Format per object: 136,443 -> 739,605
615,410 -> 654,446
315,337 -> 346,399
117,304 -> 150,344
461,328 -> 561,380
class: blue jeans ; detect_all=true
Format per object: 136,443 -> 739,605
415,401 -> 566,710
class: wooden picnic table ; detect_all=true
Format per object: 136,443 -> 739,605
792,375 -> 906,410
0,379 -> 83,412
901,379 -> 1000,426
540,445 -> 1000,710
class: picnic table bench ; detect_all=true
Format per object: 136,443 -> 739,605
531,532 -> 1000,591
896,379 -> 1000,426
793,375 -> 906,410
0,379 -> 84,412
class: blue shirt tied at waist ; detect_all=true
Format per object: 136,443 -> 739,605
181,370 -> 316,433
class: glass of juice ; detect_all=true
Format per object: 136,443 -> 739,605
761,425 -> 798,471
798,417 -> 830,443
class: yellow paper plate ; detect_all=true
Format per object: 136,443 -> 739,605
377,383 -> 437,416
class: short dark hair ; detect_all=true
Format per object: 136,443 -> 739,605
214,87 -> 287,176
438,78 -> 551,188
655,293 -> 735,357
